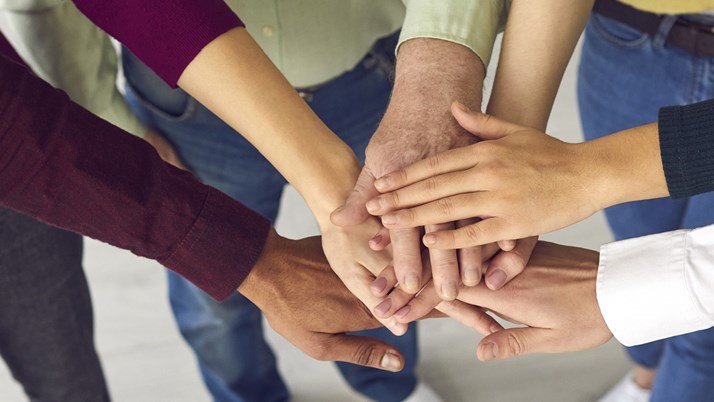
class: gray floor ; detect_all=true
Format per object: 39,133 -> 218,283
0,39 -> 633,401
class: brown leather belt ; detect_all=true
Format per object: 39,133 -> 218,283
593,0 -> 714,57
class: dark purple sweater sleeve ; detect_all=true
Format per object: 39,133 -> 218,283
72,0 -> 244,87
0,56 -> 270,301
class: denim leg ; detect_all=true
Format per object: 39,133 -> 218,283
578,14 -> 714,399
0,209 -> 109,402
122,31 -> 419,402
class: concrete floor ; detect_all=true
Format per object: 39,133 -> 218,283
0,38 -> 633,401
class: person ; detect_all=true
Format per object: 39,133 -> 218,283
1,2 -> 524,400
0,52 -> 481,396
2,4 -> 506,398
364,46 -> 713,400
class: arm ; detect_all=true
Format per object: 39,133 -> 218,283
367,110 -> 666,248
332,0 -> 506,300
0,55 -> 405,371
446,225 -> 714,361
361,0 -> 592,320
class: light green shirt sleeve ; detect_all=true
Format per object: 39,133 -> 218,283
0,0 -> 147,137
399,0 -> 510,68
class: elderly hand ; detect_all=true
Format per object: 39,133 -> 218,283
331,38 -> 496,301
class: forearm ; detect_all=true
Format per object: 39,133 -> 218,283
178,28 -> 360,225
385,38 -> 485,144
487,0 -> 593,129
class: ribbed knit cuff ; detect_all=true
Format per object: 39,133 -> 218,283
658,98 -> 714,199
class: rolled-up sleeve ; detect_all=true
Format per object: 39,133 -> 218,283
597,225 -> 714,346
399,0 -> 509,68
71,0 -> 244,87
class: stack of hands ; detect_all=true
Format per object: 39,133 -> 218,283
251,103 -> 614,373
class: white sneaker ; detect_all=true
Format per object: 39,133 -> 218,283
598,371 -> 651,402
402,382 -> 444,402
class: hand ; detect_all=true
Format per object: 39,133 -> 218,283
239,230 -> 405,371
320,218 -> 408,336
369,104 -> 602,249
143,130 -> 188,170
331,38 -> 486,299
372,238 -> 539,324
449,241 -> 612,361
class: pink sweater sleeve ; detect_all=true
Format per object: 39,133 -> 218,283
72,0 -> 244,87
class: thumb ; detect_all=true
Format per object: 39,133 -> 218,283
451,102 -> 516,141
320,333 -> 405,372
330,166 -> 380,226
476,327 -> 555,361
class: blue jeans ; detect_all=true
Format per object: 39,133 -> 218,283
122,32 -> 419,402
578,14 -> 714,402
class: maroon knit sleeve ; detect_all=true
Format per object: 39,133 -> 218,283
72,0 -> 245,87
0,56 -> 270,301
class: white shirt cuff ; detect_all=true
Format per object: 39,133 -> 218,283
597,227 -> 714,346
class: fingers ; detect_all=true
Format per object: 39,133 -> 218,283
380,193 -> 493,229
436,299 -> 504,337
484,236 -> 538,290
369,227 -> 391,251
391,228 -> 424,294
311,333 -> 406,372
498,240 -> 516,252
373,146 -> 475,193
370,263 -> 397,298
451,102 -> 517,140
458,219 -> 483,287
331,167 -> 380,227
392,282 -> 442,323
476,327 -> 556,361
423,218 -> 512,249
426,223 -> 460,300
368,169 -> 475,214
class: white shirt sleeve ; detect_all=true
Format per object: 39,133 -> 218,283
597,224 -> 714,346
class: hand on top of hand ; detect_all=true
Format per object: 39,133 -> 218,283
366,102 -> 601,250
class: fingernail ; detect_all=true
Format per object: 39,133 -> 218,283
394,305 -> 411,320
404,273 -> 420,293
375,177 -> 391,192
369,234 -> 383,247
490,324 -> 501,334
486,269 -> 507,290
365,198 -> 381,213
482,342 -> 498,361
374,299 -> 392,316
380,352 -> 403,371
423,234 -> 436,246
463,268 -> 481,287
371,276 -> 388,294
441,281 -> 458,301
382,214 -> 398,225
454,101 -> 471,113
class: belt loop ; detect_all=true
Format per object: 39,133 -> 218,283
653,15 -> 678,48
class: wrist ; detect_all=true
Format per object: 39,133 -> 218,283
238,227 -> 285,308
581,123 -> 668,209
